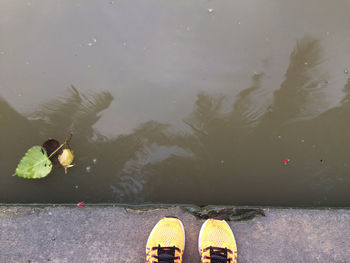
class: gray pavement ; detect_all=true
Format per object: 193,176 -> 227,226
0,205 -> 349,263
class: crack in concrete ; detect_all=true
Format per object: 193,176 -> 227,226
182,206 -> 265,221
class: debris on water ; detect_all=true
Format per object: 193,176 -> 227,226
220,160 -> 225,164
92,158 -> 97,164
13,146 -> 53,179
207,8 -> 214,13
277,135 -> 282,139
58,149 -> 74,174
238,21 -> 241,25
86,166 -> 91,173
320,160 -> 324,163
75,185 -> 79,189
25,61 -> 30,65
267,106 -> 273,113
0,51 -> 4,55
301,139 -> 305,143
42,139 -> 62,164
326,31 -> 330,35
282,158 -> 290,165
77,201 -> 85,207
304,62 -> 308,65
87,42 -> 93,47
345,69 -> 349,74
92,38 -> 97,43
48,212 -> 52,215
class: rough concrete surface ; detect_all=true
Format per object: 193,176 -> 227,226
0,206 -> 349,263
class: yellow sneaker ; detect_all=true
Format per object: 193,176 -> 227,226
198,219 -> 238,263
146,217 -> 185,263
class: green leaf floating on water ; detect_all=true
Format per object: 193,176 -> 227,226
13,146 -> 53,179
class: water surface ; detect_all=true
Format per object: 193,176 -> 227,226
1,0 -> 350,206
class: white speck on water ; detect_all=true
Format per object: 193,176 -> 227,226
304,62 -> 308,65
238,21 -> 241,25
25,61 -> 30,65
186,26 -> 191,31
92,38 -> 97,43
220,160 -> 225,164
301,139 -> 305,143
18,93 -> 22,97
277,135 -> 282,139
75,185 -> 79,189
344,69 -> 349,74
48,212 -> 52,215
122,42 -> 127,47
87,42 -> 93,47
86,166 -> 91,173
326,31 -> 330,35
207,8 -> 214,13
93,158 -> 97,164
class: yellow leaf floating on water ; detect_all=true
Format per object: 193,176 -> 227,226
58,149 -> 74,174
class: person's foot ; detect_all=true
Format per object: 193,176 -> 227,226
146,217 -> 185,263
198,219 -> 238,263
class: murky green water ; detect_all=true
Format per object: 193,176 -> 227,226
1,0 -> 350,205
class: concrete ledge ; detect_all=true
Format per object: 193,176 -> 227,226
1,206 -> 349,262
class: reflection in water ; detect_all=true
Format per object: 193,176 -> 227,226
1,37 -> 350,206
266,37 -> 326,124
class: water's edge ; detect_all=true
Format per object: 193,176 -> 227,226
1,203 -> 350,221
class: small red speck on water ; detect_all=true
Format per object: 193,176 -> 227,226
282,158 -> 290,165
77,201 -> 85,207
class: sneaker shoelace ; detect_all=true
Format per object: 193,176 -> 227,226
152,245 -> 180,263
204,246 -> 233,263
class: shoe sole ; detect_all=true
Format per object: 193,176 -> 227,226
145,216 -> 186,253
198,219 -> 237,254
